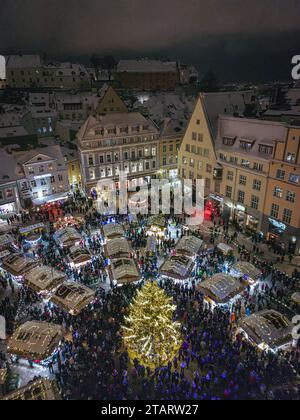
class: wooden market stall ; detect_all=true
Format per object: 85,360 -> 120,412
102,223 -> 125,240
198,273 -> 245,306
7,321 -> 63,360
160,255 -> 194,280
67,245 -> 92,268
175,236 -> 203,257
50,282 -> 95,316
24,265 -> 66,295
53,227 -> 82,248
110,258 -> 141,285
230,261 -> 262,284
238,310 -> 294,351
1,378 -> 61,401
105,237 -> 133,260
1,254 -> 37,278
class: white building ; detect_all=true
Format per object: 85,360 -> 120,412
14,145 -> 69,204
77,112 -> 160,195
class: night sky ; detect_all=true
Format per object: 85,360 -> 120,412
1,0 -> 300,82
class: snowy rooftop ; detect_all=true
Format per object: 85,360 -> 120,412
117,59 -> 177,73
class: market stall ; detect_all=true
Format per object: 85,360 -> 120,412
198,273 -> 245,307
67,245 -> 92,268
230,261 -> 262,284
105,237 -> 133,259
102,223 -> 125,240
53,227 -> 82,248
175,236 -> 203,257
50,282 -> 95,316
110,258 -> 141,285
19,223 -> 45,244
7,321 -> 63,360
160,255 -> 194,280
0,233 -> 15,250
1,254 -> 37,279
238,310 -> 293,351
24,265 -> 66,295
147,215 -> 166,238
217,243 -> 234,256
1,378 -> 61,401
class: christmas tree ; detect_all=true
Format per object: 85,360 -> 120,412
122,282 -> 182,368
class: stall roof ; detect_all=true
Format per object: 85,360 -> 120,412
0,233 -> 14,248
50,282 -> 95,316
160,255 -> 194,280
102,223 -> 125,239
53,227 -> 82,247
7,321 -> 63,360
217,243 -> 234,255
176,236 -> 203,257
24,265 -> 65,293
291,292 -> 300,305
239,310 -> 293,349
19,223 -> 45,235
1,378 -> 61,401
198,273 -> 245,304
111,258 -> 141,284
105,237 -> 132,259
147,215 -> 166,229
231,261 -> 261,280
2,254 -> 37,277
67,245 -> 92,266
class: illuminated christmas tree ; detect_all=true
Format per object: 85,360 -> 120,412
122,282 -> 182,368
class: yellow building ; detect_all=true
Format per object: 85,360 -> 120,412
178,91 -> 254,197
216,116 -> 288,233
263,126 -> 300,254
61,148 -> 82,188
159,118 -> 183,180
95,85 -> 128,114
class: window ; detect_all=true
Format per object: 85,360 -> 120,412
41,178 -> 47,186
259,145 -> 274,155
185,144 -> 191,152
206,164 -> 212,173
163,145 -> 167,153
190,158 -> 195,168
198,134 -> 203,142
238,190 -> 245,204
152,147 -> 156,156
28,167 -> 34,175
253,180 -> 262,191
223,137 -> 236,146
89,169 -> 95,180
273,186 -> 283,198
283,208 -> 292,224
241,159 -> 250,168
51,176 -> 55,184
163,158 -> 167,166
203,149 -> 209,158
230,156 -> 238,165
39,166 -> 44,173
0,190 -> 3,200
99,155 -> 104,164
88,156 -> 94,166
219,153 -> 227,161
227,171 -> 234,181
239,175 -> 247,186
5,189 -> 13,199
286,191 -> 296,203
196,119 -> 200,125
289,173 -> 300,184
271,203 -> 279,219
240,141 -> 253,150
286,153 -> 296,163
251,196 -> 259,210
254,163 -> 263,172
192,132 -> 197,141
58,174 -> 63,182
276,170 -> 285,180
226,186 -> 232,199
198,161 -> 203,171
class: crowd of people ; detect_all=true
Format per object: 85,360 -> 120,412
0,194 -> 299,400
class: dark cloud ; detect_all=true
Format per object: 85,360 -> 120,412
0,0 -> 299,81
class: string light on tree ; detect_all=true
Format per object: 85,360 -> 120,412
122,282 -> 182,368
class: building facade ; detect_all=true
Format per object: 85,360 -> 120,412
263,126 -> 300,254
77,112 -> 160,195
216,116 -> 288,233
159,118 -> 183,180
14,146 -> 69,205
115,60 -> 180,91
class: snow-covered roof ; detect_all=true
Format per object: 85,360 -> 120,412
6,55 -> 42,69
111,258 -> 141,284
24,265 -> 65,293
50,282 -> 95,316
160,255 -> 194,280
175,236 -> 203,257
105,237 -> 132,258
198,273 -> 245,304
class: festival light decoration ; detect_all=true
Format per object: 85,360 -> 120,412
122,282 -> 182,368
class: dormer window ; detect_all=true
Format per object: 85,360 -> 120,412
223,136 -> 236,146
240,140 -> 254,150
259,144 -> 274,155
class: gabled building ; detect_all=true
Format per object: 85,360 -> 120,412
0,150 -> 23,218
95,85 -> 128,114
178,91 -> 256,197
14,145 -> 69,205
